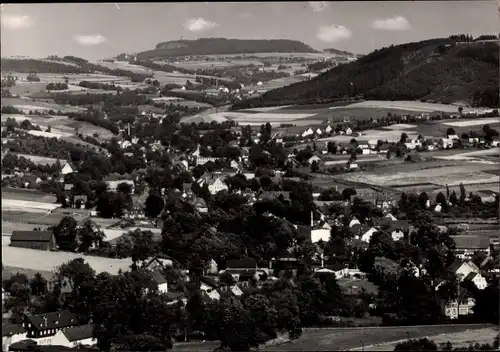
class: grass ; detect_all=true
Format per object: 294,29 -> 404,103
264,325 -> 494,351
359,327 -> 499,351
2,187 -> 57,203
1,210 -> 87,226
2,265 -> 55,281
2,246 -> 133,275
1,97 -> 85,113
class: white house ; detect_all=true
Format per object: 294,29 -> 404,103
345,127 -> 353,135
361,227 -> 378,242
385,213 -> 397,221
391,229 -> 405,241
196,157 -> 218,166
60,162 -> 74,175
51,324 -> 96,348
448,260 -> 479,282
307,155 -> 322,165
325,125 -> 332,134
464,272 -> 488,290
198,175 -> 228,195
311,229 -> 330,243
349,217 -> 361,227
150,270 -> 169,294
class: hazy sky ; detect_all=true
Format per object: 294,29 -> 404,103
1,2 -> 498,60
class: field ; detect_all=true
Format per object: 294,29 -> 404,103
3,264 -> 55,282
343,161 -> 499,188
2,188 -> 58,203
263,325 -> 494,351
442,117 -> 500,127
2,97 -> 85,113
1,113 -> 115,140
2,246 -> 133,275
357,327 -> 499,351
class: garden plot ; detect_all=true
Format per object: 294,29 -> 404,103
2,198 -> 60,212
383,124 -> 418,130
2,187 -> 57,203
441,117 -> 500,127
2,246 -> 133,275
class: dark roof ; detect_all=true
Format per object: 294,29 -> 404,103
25,310 -> 77,331
2,323 -> 26,337
237,270 -> 257,281
200,276 -> 219,288
226,259 -> 257,269
164,292 -> 186,302
447,260 -> 466,273
11,231 -> 53,243
454,236 -> 490,250
464,272 -> 478,282
9,339 -> 37,351
62,324 -> 94,342
150,270 -> 168,285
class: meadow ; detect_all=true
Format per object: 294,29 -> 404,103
264,325 -> 494,351
2,245 -> 133,275
353,327 -> 499,351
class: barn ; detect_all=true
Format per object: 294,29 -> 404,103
10,231 -> 57,251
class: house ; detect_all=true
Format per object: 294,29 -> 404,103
165,292 -> 188,306
311,229 -> 330,243
453,236 -> 490,259
447,260 -> 479,281
104,180 -> 135,194
51,324 -> 95,348
345,127 -> 353,135
71,195 -> 87,209
60,162 -> 74,176
2,323 -> 27,352
196,156 -> 218,166
315,263 -> 349,278
349,217 -> 361,227
190,197 -> 208,213
10,231 -> 57,251
22,310 -> 78,345
124,201 -> 146,220
150,270 -> 168,294
307,155 -> 322,165
463,272 -> 488,290
198,174 -> 228,195
360,227 -> 378,242
143,257 -> 173,271
440,287 -> 475,320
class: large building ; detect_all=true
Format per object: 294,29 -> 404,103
10,231 -> 57,251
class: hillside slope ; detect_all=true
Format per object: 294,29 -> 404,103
137,38 -> 319,59
232,39 -> 499,109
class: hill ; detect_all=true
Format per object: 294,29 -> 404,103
232,38 -> 499,109
1,57 -> 152,82
323,48 -> 354,56
136,38 -> 319,59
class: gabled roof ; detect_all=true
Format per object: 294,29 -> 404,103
11,231 -> 53,243
447,260 -> 467,273
25,310 -> 77,331
463,272 -> 478,282
61,324 -> 93,342
226,259 -> 257,269
150,270 -> 168,285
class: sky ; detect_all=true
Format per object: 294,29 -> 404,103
1,1 -> 498,60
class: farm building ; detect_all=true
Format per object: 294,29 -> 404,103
51,324 -> 95,348
453,236 -> 491,259
10,231 -> 56,251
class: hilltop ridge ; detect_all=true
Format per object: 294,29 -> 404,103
136,38 -> 320,59
232,38 -> 499,109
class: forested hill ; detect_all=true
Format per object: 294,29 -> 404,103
136,38 -> 319,59
232,38 -> 499,109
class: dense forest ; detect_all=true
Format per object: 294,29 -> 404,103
232,38 -> 499,109
137,38 -> 318,59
